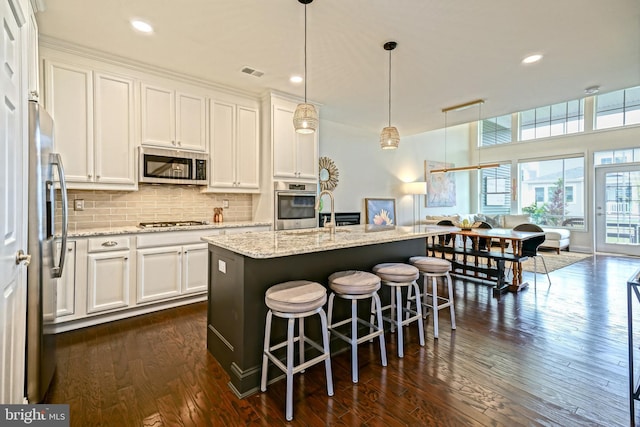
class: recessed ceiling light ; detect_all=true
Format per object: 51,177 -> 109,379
522,54 -> 543,64
585,86 -> 600,95
131,20 -> 153,34
290,75 -> 303,84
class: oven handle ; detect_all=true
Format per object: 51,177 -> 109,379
275,191 -> 317,197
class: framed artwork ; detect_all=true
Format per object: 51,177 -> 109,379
365,198 -> 396,225
424,160 -> 456,207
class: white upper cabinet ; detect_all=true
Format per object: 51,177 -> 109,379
272,98 -> 318,181
141,83 -> 206,152
209,100 -> 259,191
44,59 -> 94,183
93,72 -> 136,186
43,57 -> 136,189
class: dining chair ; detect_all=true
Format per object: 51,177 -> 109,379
513,223 -> 551,287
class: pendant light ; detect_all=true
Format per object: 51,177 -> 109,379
430,99 -> 500,173
380,41 -> 400,149
293,0 -> 318,134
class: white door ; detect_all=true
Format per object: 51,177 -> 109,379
94,72 -> 135,185
87,251 -> 130,313
141,83 -> 175,147
0,0 -> 27,404
136,246 -> 182,303
182,243 -> 208,294
176,91 -> 206,151
210,100 -> 236,188
595,164 -> 640,256
236,106 -> 259,189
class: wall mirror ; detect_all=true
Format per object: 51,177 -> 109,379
319,156 -> 339,191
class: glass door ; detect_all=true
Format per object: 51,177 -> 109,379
595,164 -> 640,255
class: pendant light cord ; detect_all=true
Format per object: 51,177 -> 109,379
444,111 -> 448,166
304,4 -> 308,104
388,48 -> 392,126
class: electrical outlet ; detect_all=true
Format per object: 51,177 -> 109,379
223,199 -> 229,208
74,199 -> 84,211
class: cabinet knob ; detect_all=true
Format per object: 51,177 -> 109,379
177,141 -> 182,147
88,174 -> 92,178
96,175 -> 101,179
172,140 -> 176,145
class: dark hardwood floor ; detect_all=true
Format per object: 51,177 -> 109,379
46,254 -> 640,426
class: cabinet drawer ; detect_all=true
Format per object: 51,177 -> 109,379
137,229 -> 220,248
88,236 -> 131,252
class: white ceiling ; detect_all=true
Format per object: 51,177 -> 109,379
35,0 -> 640,136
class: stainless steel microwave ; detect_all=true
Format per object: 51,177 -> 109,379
138,147 -> 208,185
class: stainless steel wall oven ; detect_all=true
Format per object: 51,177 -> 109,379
274,181 -> 317,230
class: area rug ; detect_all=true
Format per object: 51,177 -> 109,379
521,251 -> 591,273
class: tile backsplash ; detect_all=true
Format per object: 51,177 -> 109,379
57,185 -> 253,231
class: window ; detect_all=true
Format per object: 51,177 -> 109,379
595,86 -> 640,129
480,115 -> 512,147
519,100 -> 584,141
479,164 -> 511,216
518,157 -> 584,228
594,148 -> 640,166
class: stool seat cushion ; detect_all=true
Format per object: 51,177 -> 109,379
409,256 -> 451,274
265,280 -> 327,313
329,270 -> 381,295
373,263 -> 419,283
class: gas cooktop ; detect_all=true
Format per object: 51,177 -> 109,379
138,220 -> 209,228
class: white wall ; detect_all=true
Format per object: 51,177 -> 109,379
320,114 -> 640,253
318,120 -> 471,226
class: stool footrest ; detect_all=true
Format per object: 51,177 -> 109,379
265,351 -> 331,376
330,320 -> 384,346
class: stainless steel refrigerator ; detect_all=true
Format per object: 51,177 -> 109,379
26,100 -> 68,403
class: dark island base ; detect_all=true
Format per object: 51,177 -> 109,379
207,238 -> 426,398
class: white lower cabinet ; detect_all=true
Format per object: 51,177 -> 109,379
87,237 -> 132,314
52,226 -> 266,332
136,230 -> 215,304
137,242 -> 209,303
136,246 -> 182,303
56,241 -> 76,317
182,243 -> 209,294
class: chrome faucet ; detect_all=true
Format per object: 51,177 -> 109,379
315,190 -> 335,235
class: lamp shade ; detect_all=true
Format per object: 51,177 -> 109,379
380,126 -> 400,149
293,103 -> 318,134
404,181 -> 427,195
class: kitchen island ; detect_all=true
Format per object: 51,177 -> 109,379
202,224 -> 455,398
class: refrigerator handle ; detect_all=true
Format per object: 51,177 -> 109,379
51,153 -> 68,278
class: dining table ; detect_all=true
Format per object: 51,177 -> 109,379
429,227 -> 546,295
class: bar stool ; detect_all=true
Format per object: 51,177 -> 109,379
260,280 -> 334,421
372,263 -> 425,358
326,270 -> 387,383
407,256 -> 456,339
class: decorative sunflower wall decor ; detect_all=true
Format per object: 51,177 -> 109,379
318,156 -> 339,191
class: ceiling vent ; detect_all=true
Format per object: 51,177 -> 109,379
241,66 -> 264,77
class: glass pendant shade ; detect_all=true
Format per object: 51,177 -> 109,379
293,103 -> 318,134
380,126 -> 400,149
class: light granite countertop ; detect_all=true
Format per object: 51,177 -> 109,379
201,224 -> 457,259
67,221 -> 272,238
